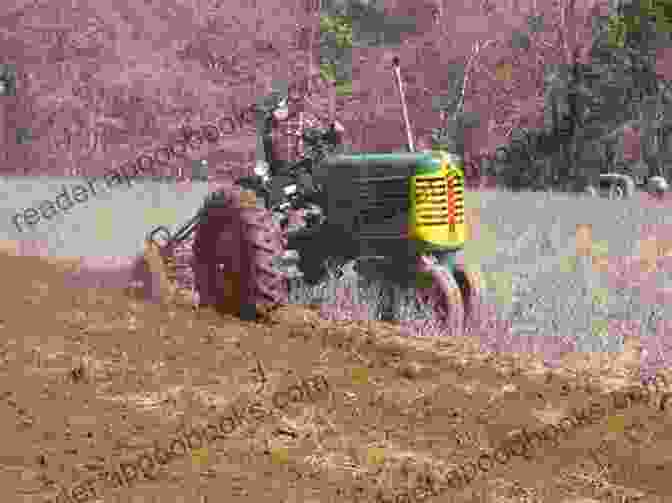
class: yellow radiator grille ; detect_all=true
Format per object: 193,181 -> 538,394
414,174 -> 463,229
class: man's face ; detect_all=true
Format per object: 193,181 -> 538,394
273,100 -> 289,121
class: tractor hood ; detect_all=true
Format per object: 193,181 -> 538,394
314,152 -> 439,185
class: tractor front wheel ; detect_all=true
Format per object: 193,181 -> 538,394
453,263 -> 485,329
351,255 -> 464,335
414,257 -> 466,336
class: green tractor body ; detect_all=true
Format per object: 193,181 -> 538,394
314,152 -> 465,265
282,141 -> 478,331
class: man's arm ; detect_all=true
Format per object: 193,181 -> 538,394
301,80 -> 346,144
255,111 -> 267,164
254,108 -> 275,170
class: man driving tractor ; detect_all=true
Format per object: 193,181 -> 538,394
134,57 -> 482,330
256,76 -> 347,181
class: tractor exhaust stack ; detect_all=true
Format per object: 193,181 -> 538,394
392,57 -> 415,153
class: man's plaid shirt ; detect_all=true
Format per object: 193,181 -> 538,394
270,97 -> 344,163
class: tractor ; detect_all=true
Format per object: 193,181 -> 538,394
143,57 -> 483,334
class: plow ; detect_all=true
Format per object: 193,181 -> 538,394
143,57 -> 483,334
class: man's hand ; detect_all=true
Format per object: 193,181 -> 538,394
332,120 -> 345,134
254,160 -> 271,179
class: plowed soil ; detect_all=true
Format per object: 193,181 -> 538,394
3,249 -> 672,503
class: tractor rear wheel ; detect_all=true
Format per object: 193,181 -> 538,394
192,187 -> 287,320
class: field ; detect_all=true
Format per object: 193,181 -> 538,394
3,186 -> 672,503
3,0 -> 672,500
293,187 -> 672,371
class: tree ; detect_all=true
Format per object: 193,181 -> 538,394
0,0 -> 309,177
341,0 -> 614,177
319,13 -> 354,95
553,0 -> 670,191
450,0 -> 663,191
